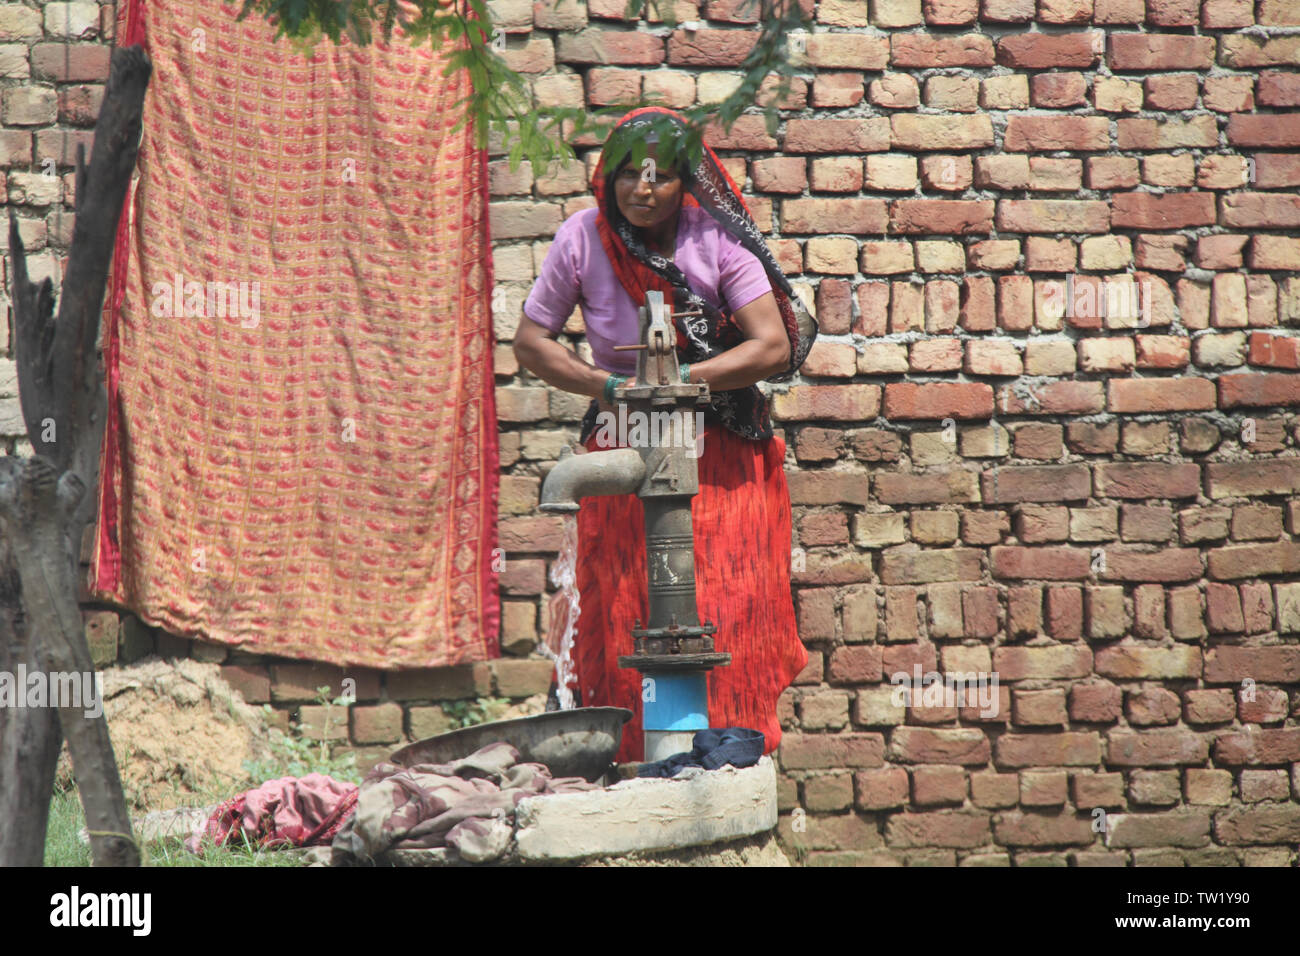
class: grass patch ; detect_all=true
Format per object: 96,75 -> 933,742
44,786 -> 302,867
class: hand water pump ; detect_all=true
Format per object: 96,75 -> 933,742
538,290 -> 731,762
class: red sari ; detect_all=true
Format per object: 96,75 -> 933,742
573,423 -> 807,763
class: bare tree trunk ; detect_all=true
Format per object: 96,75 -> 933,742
0,45 -> 151,867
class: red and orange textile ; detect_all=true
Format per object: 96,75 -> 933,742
91,0 -> 500,668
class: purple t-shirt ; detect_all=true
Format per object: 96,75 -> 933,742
522,205 -> 773,375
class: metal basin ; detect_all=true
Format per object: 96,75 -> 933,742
387,707 -> 633,783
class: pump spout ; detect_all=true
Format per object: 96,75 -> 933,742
539,445 -> 645,514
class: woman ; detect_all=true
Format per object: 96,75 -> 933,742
514,106 -> 817,763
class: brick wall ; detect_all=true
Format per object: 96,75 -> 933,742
5,0 -> 1300,865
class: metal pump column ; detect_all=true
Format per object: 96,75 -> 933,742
613,291 -> 730,762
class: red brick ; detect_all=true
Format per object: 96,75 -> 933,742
1093,462 -> 1201,499
1218,372 -> 1300,408
856,767 -> 910,810
1249,235 -> 1300,271
805,34 -> 890,70
1247,333 -> 1300,370
997,200 -> 1110,234
981,465 -> 1091,503
779,733 -> 886,769
999,587 -> 1038,639
1144,75 -> 1201,111
1107,730 -> 1208,766
29,43 -> 110,82
1147,0 -> 1199,22
221,665 -> 271,704
1202,646 -> 1300,684
1206,542 -> 1300,580
995,732 -> 1101,767
787,470 -> 871,505
666,29 -> 754,66
981,0 -> 1036,21
828,646 -> 883,684
1004,116 -> 1109,152
1070,683 -> 1123,722
784,118 -> 890,153
498,516 -> 566,552
1259,0 -> 1300,24
1108,33 -> 1215,70
351,703 -> 403,745
1135,234 -> 1188,271
1196,234 -> 1249,270
1041,586 -> 1083,638
912,766 -> 968,806
559,29 -> 663,66
890,199 -> 994,235
1088,156 -> 1140,189
1205,582 -> 1246,633
1100,548 -> 1203,582
886,811 -> 993,848
996,33 -> 1100,69
991,547 -> 1091,580
1030,72 -> 1088,108
883,382 -> 994,420
889,726 -> 989,765
1095,0 -> 1144,21
890,114 -> 994,151
773,384 -> 882,420
924,0 -> 979,23
1220,192 -> 1300,229
814,279 -> 852,334
962,587 -> 999,637
874,471 -> 981,505
1228,114 -> 1300,149
702,115 -> 779,151
782,198 -> 888,234
1240,583 -> 1274,633
1107,377 -> 1216,412
1204,460 -> 1300,498
1183,688 -> 1235,724
1111,192 -> 1216,229
891,33 -> 995,68
1118,116 -> 1218,150
1258,72 -> 1300,108
998,381 -> 1105,415
1135,335 -> 1190,369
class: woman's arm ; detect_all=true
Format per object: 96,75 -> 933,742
513,290 -> 789,397
684,291 -> 790,391
513,314 -> 616,399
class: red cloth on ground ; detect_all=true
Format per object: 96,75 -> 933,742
186,773 -> 358,854
573,422 -> 807,764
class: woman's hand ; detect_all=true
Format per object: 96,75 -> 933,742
597,375 -> 637,413
683,292 -> 790,391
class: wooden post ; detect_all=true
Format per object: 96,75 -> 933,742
0,45 -> 151,867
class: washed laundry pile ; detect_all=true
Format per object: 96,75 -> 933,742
188,743 -> 599,864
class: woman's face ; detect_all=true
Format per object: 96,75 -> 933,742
612,141 -> 684,231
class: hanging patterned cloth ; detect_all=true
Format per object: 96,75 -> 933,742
92,0 -> 500,668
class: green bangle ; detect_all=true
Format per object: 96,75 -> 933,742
603,374 -> 627,403
680,363 -> 691,384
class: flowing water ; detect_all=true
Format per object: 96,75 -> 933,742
542,513 -> 581,710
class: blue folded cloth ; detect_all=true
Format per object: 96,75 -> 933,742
636,727 -> 766,778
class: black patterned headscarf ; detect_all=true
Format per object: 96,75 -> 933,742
583,106 -> 819,442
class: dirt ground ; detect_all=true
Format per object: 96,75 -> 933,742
56,655 -> 274,812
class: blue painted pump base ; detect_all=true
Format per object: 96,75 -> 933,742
642,670 -> 709,732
